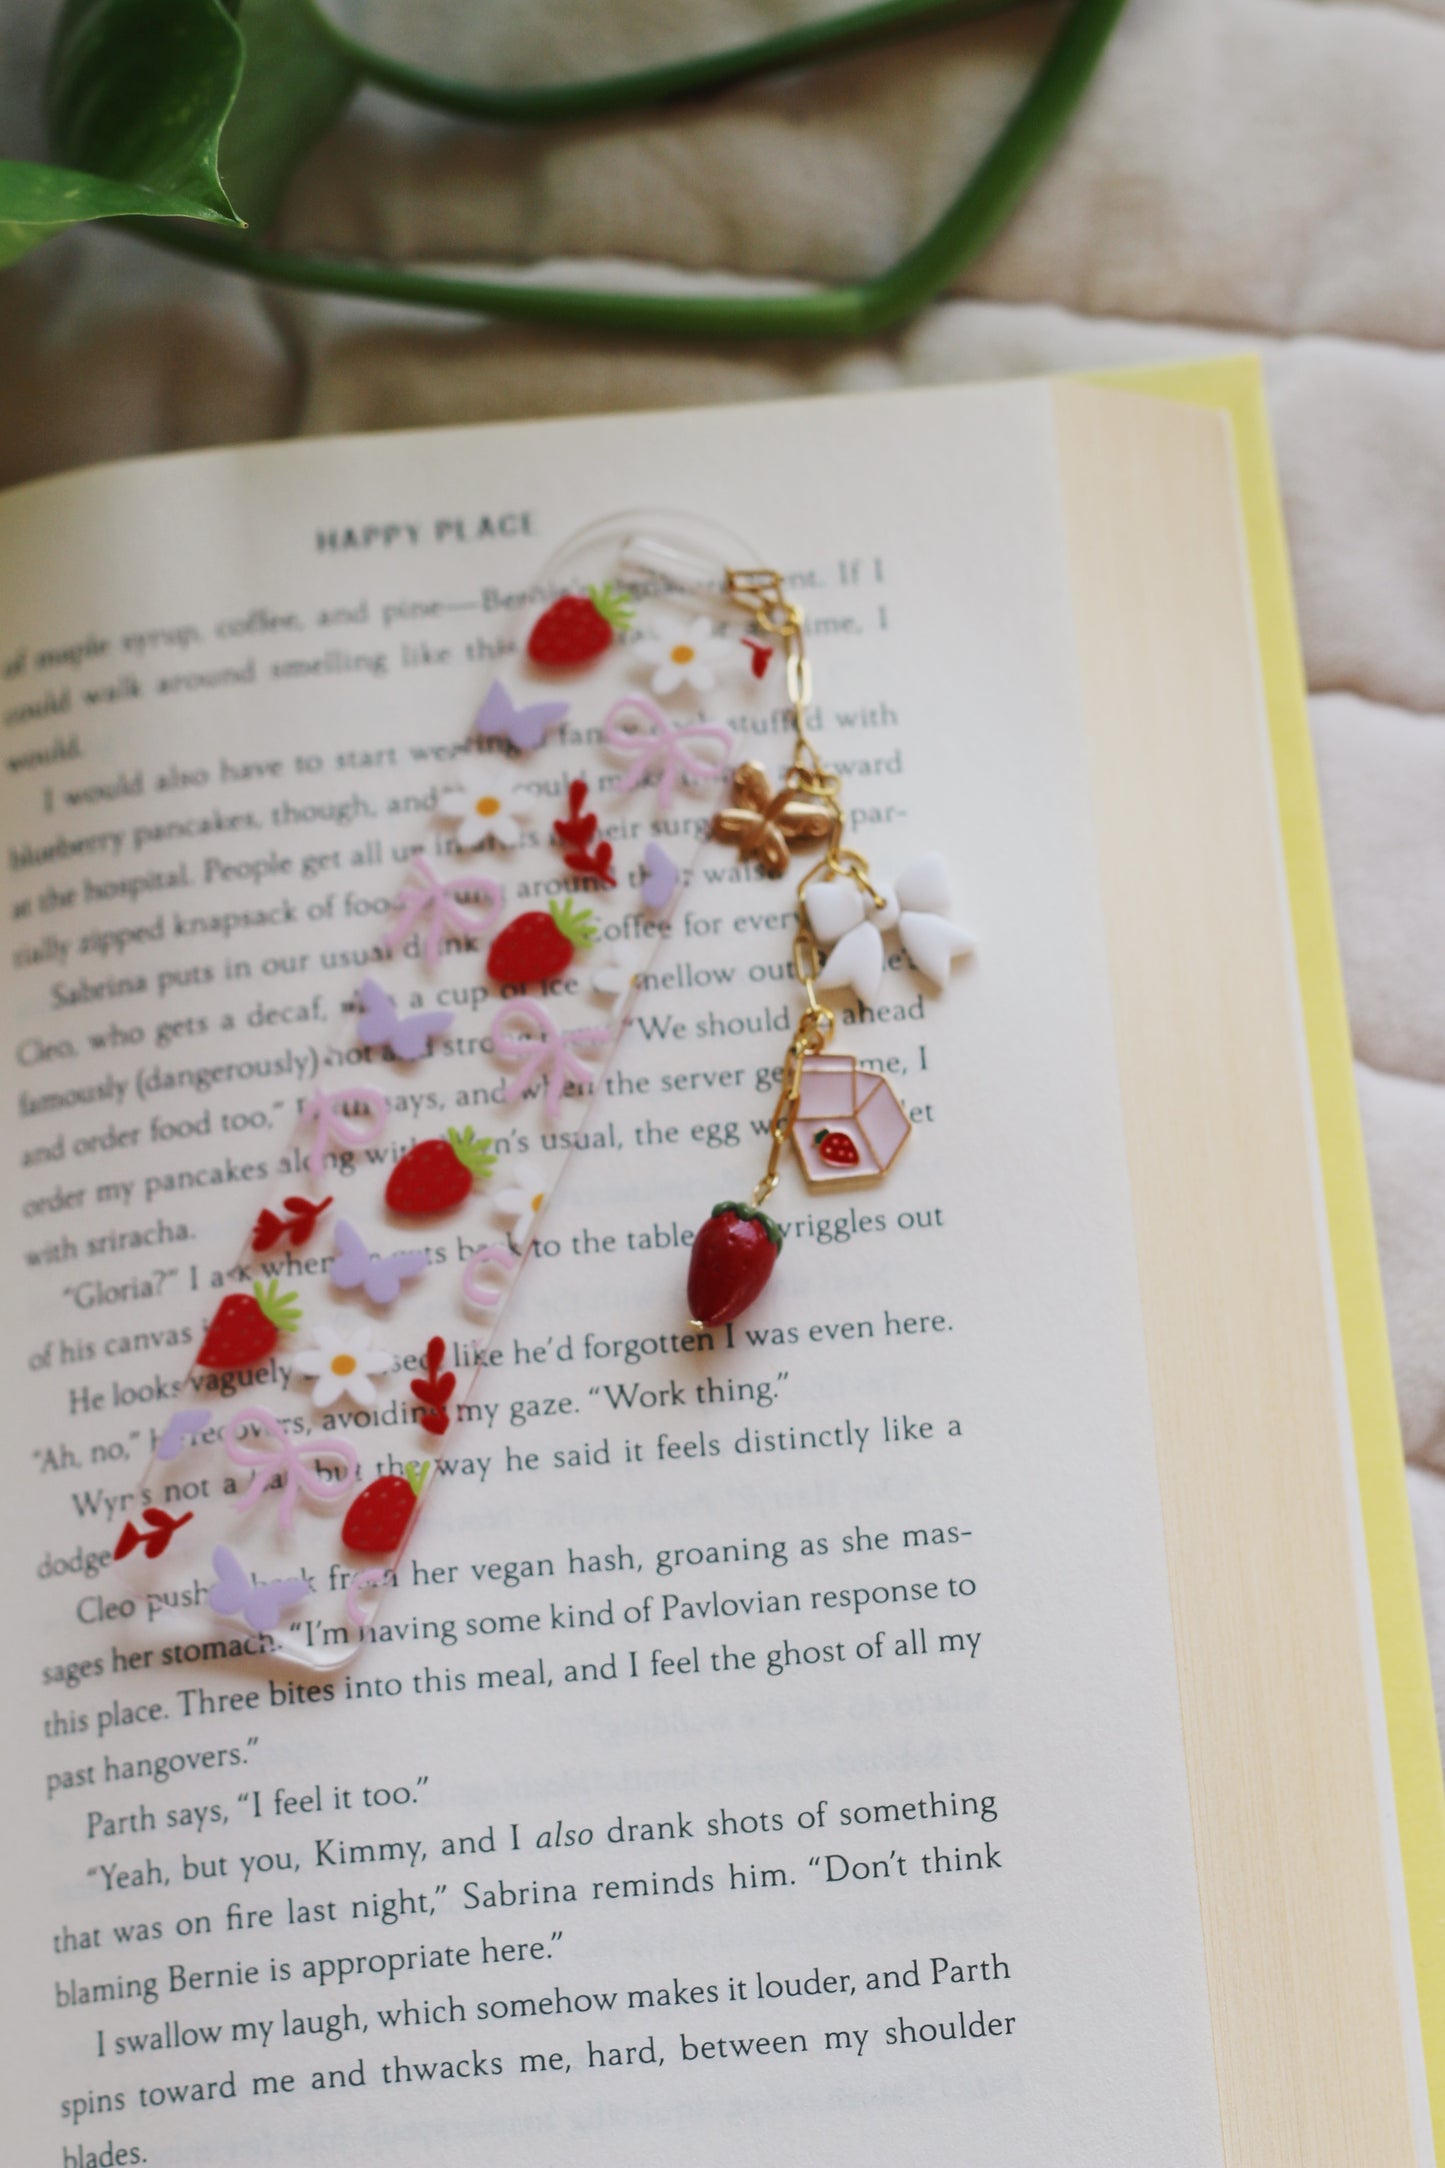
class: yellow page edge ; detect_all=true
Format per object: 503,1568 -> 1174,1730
1090,353 -> 1445,2150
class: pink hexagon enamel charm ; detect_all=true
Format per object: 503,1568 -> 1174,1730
790,1052 -> 912,1186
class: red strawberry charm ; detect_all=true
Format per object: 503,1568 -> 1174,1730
342,1463 -> 429,1555
386,1126 -> 496,1216
488,898 -> 596,985
814,1128 -> 860,1169
528,584 -> 633,671
686,1202 -> 784,1329
196,1278 -> 302,1371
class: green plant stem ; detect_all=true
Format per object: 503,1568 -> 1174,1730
134,0 -> 1127,341
299,0 -> 1038,124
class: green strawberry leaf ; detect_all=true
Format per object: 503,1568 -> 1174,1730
710,1200 -> 784,1251
587,583 -> 636,632
549,897 -> 598,950
253,1277 -> 304,1333
446,1126 -> 497,1181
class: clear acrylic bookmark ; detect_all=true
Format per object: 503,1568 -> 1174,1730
111,509 -> 777,1670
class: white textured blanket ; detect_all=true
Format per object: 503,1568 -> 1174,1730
3,0 -> 1443,1741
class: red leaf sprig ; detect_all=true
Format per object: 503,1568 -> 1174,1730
553,777 -> 595,851
252,1194 -> 333,1253
114,1507 -> 194,1562
566,838 -> 615,884
410,1334 -> 458,1438
552,779 -> 616,887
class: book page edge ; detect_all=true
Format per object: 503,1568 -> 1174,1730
1052,372 -> 1427,2163
1097,353 -> 1445,2158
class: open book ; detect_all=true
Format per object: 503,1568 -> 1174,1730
2,360 -> 1441,2165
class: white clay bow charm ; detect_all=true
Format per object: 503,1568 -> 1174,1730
806,853 -> 975,1006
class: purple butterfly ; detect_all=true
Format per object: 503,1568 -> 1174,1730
330,1219 -> 429,1307
640,840 -> 680,911
356,978 -> 453,1062
208,1546 -> 310,1635
158,1408 -> 210,1463
473,678 -> 569,754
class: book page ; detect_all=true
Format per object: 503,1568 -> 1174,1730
0,388 -> 1225,2164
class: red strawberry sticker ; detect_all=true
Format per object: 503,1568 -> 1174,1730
814,1128 -> 860,1168
114,1507 -> 194,1562
528,584 -> 633,670
410,1334 -> 457,1438
488,898 -> 596,985
385,1126 -> 496,1216
742,638 -> 774,680
341,1463 -> 429,1555
686,1202 -> 784,1329
251,1194 -> 332,1253
196,1279 -> 302,1370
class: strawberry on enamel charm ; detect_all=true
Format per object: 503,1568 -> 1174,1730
791,1053 -> 911,1185
196,1279 -> 303,1371
528,585 -> 633,670
686,1203 -> 784,1329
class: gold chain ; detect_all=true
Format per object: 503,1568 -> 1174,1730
725,566 -> 881,1207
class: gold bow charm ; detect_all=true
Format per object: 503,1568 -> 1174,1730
712,761 -> 834,877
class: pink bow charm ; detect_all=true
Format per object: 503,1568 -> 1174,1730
384,853 -> 503,969
224,1406 -> 359,1534
491,999 -> 612,1122
601,696 -> 734,814
346,1566 -> 389,1628
461,1244 -> 518,1312
298,1085 -> 388,1182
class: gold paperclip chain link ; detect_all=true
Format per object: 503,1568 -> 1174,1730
725,567 -> 881,1207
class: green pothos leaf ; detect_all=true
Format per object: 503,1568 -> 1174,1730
218,0 -> 359,232
46,0 -> 245,209
0,158 -> 231,271
1,0 -> 247,268
0,0 -> 255,272
6,0 -> 358,270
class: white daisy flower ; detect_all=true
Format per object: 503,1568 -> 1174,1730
590,940 -> 642,1008
291,1324 -> 396,1410
634,616 -> 733,698
494,1169 -> 550,1251
436,771 -> 532,851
